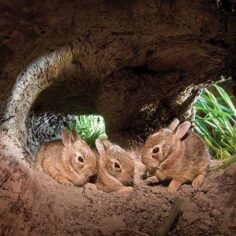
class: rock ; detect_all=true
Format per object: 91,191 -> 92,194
194,192 -> 211,208
182,212 -> 200,225
99,215 -> 126,235
211,209 -> 221,217
199,224 -> 209,231
181,200 -> 199,213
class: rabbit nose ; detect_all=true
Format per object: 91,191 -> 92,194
85,168 -> 95,177
86,169 -> 92,176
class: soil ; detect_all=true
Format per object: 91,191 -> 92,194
0,133 -> 236,236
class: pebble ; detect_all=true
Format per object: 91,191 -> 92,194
181,200 -> 199,213
194,192 -> 211,208
182,212 -> 200,224
200,224 -> 209,231
211,209 -> 221,217
99,215 -> 126,235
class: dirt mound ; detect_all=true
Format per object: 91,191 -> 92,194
0,143 -> 235,236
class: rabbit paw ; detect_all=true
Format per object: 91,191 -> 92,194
54,175 -> 73,186
144,176 -> 160,185
168,179 -> 182,193
117,186 -> 134,195
192,174 -> 205,188
84,183 -> 97,191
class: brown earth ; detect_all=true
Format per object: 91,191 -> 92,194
0,132 -> 235,236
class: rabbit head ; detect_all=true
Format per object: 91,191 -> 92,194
141,119 -> 191,172
95,139 -> 135,187
61,129 -> 97,186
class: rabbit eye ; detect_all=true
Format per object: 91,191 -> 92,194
153,147 -> 159,154
77,156 -> 84,163
113,162 -> 121,170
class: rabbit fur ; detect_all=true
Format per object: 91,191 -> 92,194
35,129 -> 97,186
95,139 -> 135,193
142,118 -> 210,193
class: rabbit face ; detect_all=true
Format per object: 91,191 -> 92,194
142,128 -> 176,171
96,139 -> 135,187
62,130 -> 97,186
142,119 -> 191,172
105,146 -> 134,186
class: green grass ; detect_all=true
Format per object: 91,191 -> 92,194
67,115 -> 107,147
211,155 -> 236,171
194,84 -> 236,159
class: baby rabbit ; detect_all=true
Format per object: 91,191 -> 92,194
34,129 -> 97,186
95,139 -> 135,193
142,118 -> 210,193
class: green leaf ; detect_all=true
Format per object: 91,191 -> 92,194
66,115 -> 107,148
194,84 -> 236,160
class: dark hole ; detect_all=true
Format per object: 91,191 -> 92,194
126,66 -> 157,75
207,38 -> 231,49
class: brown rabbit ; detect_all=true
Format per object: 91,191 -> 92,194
94,139 -> 135,193
142,118 -> 210,193
35,129 -> 97,186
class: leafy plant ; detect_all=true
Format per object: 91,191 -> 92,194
67,115 -> 107,147
194,84 -> 236,159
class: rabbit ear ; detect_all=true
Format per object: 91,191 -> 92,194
175,121 -> 191,140
168,118 -> 180,131
102,139 -> 112,149
95,139 -> 106,156
71,130 -> 81,141
95,139 -> 108,166
61,129 -> 74,148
